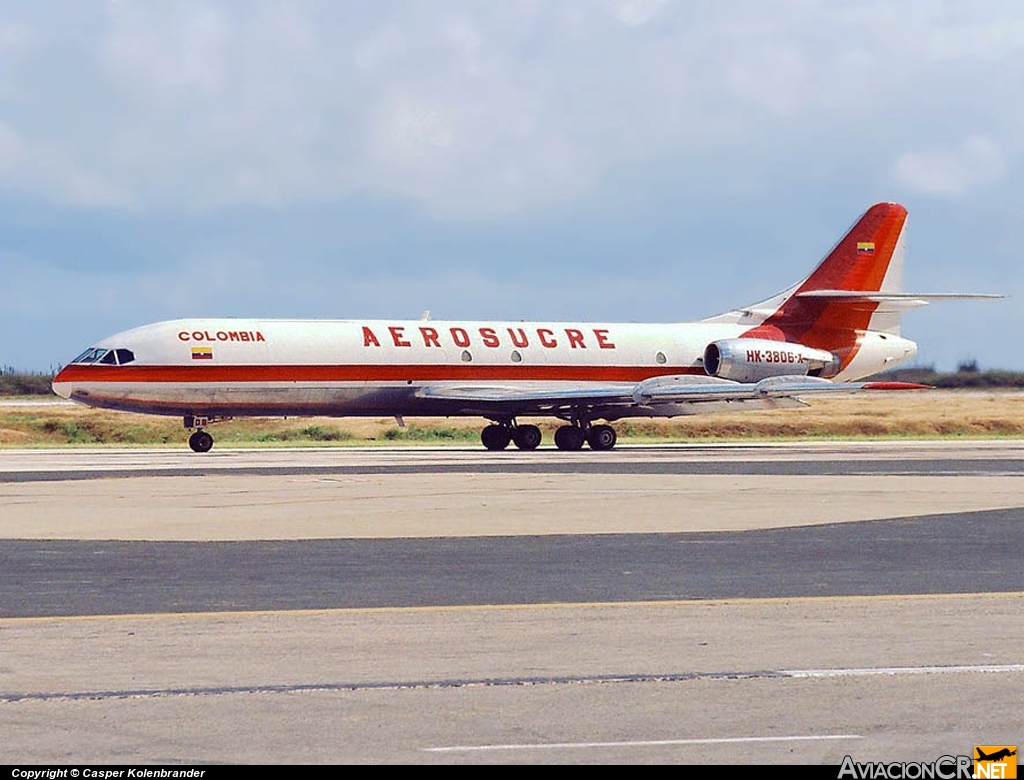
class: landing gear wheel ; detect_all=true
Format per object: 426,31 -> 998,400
481,424 -> 512,451
189,430 -> 214,453
554,425 -> 585,451
587,424 -> 617,451
512,424 -> 542,450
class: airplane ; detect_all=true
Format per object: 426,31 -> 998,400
51,202 -> 1000,453
976,749 -> 1017,762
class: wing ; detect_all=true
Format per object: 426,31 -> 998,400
416,374 -> 927,419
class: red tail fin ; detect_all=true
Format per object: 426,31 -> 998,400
743,202 -> 908,348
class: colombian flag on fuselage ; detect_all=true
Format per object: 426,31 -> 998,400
191,347 -> 213,360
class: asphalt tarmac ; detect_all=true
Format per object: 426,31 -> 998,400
1,442 -> 1022,764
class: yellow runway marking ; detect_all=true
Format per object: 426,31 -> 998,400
3,590 -> 1022,625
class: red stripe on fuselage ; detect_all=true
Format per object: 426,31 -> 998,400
54,363 -> 702,385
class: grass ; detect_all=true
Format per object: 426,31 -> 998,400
383,425 -> 479,442
2,390 -> 1024,447
0,372 -> 55,396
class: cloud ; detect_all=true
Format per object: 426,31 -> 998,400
103,3 -> 231,97
604,0 -> 668,26
0,1 -> 1021,221
0,119 -> 132,207
0,120 -> 23,170
894,135 -> 1007,197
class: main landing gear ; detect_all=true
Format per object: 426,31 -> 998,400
481,422 -> 543,451
480,420 -> 617,451
554,422 -> 616,451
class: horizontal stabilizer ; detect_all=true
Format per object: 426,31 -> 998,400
795,290 -> 1003,311
797,291 -> 1002,299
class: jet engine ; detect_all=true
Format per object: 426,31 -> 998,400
703,338 -> 841,382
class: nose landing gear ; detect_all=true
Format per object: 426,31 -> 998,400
184,415 -> 231,453
188,430 -> 214,453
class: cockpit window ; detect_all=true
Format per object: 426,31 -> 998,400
71,348 -> 95,364
69,348 -> 135,365
70,348 -> 105,364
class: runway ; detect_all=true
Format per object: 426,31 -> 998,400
1,442 -> 1022,764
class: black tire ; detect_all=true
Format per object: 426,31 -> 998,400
553,425 -> 585,451
587,424 -> 617,451
512,424 -> 542,450
189,431 -> 214,453
481,424 -> 512,451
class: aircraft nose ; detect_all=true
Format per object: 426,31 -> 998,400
51,367 -> 72,399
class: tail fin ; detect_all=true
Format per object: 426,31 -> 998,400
706,203 -> 910,347
790,201 -> 908,300
704,202 -> 1000,378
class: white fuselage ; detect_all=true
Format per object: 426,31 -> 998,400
52,317 -> 917,418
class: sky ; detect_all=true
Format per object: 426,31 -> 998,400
0,0 -> 1021,372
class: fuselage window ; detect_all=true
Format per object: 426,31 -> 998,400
656,351 -> 667,365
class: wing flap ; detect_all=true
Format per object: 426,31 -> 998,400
416,374 -> 928,411
415,383 -> 636,405
632,374 -> 926,403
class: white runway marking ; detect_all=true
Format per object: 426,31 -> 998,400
426,734 -> 862,753
424,664 -> 1024,753
784,664 -> 1024,677
7,662 -> 1020,705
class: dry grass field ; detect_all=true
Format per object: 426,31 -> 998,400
2,390 -> 1023,447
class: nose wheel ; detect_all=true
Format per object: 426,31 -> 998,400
184,415 -> 231,452
188,430 -> 214,453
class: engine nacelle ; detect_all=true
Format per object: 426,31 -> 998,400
703,338 -> 841,382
